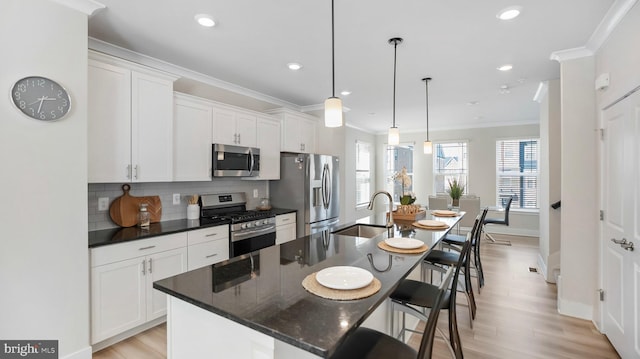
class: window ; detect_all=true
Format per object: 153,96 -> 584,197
496,139 -> 539,209
384,144 -> 413,203
355,141 -> 372,206
433,142 -> 468,194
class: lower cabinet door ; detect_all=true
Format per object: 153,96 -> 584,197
276,223 -> 297,245
91,257 -> 146,344
146,247 -> 188,321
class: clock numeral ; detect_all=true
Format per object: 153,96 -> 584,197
57,90 -> 63,98
50,111 -> 57,119
37,79 -> 45,87
62,99 -> 68,107
19,100 -> 26,109
14,92 -> 21,100
39,112 -> 46,120
17,84 -> 27,92
29,108 -> 35,116
58,106 -> 64,113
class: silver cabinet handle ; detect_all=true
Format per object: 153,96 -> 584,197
205,233 -> 218,237
621,242 -> 634,251
141,259 -> 146,275
281,218 -> 290,222
611,238 -> 627,245
139,245 -> 156,251
126,164 -> 132,179
134,165 -> 139,180
148,258 -> 153,273
238,133 -> 241,144
205,253 -> 218,259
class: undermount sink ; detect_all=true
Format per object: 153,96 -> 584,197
332,224 -> 388,239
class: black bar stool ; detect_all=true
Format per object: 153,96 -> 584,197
483,196 -> 513,242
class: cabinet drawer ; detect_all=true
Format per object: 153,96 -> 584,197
91,232 -> 187,267
276,213 -> 296,226
187,225 -> 229,246
188,240 -> 229,271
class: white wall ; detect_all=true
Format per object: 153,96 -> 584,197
558,56 -> 598,320
342,126 -> 377,223
538,79 -> 562,283
374,124 -> 540,236
0,1 -> 91,358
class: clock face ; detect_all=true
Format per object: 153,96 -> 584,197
11,76 -> 71,121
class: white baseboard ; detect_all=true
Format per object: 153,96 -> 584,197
91,317 -> 166,352
537,253 -> 549,282
62,346 -> 92,359
557,276 -> 592,320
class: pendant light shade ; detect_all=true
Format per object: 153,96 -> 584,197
324,0 -> 343,127
388,37 -> 403,145
422,77 -> 432,154
325,97 -> 343,127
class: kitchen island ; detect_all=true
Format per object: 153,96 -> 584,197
153,212 -> 464,358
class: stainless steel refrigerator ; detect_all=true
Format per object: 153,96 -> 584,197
270,153 -> 340,236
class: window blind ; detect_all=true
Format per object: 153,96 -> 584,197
496,139 -> 539,209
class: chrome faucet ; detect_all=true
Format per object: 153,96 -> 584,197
367,190 -> 394,228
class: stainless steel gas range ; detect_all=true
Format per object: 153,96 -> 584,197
199,193 -> 276,258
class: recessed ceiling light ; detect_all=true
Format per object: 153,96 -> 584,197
497,64 -> 513,71
195,14 -> 215,27
340,90 -> 351,96
287,63 -> 302,71
497,6 -> 522,20
474,116 -> 484,120
467,101 -> 479,106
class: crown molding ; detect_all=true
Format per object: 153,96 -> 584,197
88,37 -> 302,111
586,0 -> 638,52
49,0 -> 105,15
550,0 -> 637,62
533,81 -> 549,103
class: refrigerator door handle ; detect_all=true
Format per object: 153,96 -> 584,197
322,164 -> 331,209
310,218 -> 340,230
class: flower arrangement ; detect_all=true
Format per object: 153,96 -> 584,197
392,166 -> 416,205
447,178 -> 465,205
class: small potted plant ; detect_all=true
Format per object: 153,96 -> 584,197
447,178 -> 465,207
392,166 -> 416,206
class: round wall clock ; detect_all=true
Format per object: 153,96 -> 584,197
10,76 -> 71,121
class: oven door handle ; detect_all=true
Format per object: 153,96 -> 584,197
231,225 -> 276,242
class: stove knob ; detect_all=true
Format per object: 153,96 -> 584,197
263,219 -> 269,225
255,221 -> 261,227
241,223 -> 247,229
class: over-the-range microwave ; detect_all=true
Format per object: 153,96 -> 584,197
212,144 -> 260,177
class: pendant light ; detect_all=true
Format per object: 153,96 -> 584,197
388,37 -> 403,145
324,0 -> 343,127
423,77 -> 433,154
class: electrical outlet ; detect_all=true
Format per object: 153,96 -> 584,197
98,197 -> 109,211
173,193 -> 181,205
253,189 -> 259,198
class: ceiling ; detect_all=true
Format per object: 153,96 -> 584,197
88,0 -> 614,133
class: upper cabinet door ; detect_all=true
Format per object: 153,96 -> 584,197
252,116 -> 280,180
131,71 -> 175,182
299,117 -> 317,154
212,106 -> 237,146
235,112 -> 257,147
88,60 -> 132,183
173,94 -> 213,181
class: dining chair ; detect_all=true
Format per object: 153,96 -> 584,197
390,237 -> 472,359
422,219 -> 479,327
483,196 -> 513,243
428,196 -> 448,210
330,267 -> 454,359
458,198 -> 480,230
442,208 -> 489,292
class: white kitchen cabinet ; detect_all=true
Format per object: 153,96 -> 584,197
267,109 -> 317,153
173,93 -> 214,181
88,51 -> 178,183
247,116 -> 281,180
187,225 -> 230,271
276,213 -> 297,245
90,233 -> 187,344
213,105 -> 257,147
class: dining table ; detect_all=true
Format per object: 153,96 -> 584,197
153,210 -> 464,358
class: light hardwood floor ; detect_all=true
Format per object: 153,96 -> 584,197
93,235 -> 619,359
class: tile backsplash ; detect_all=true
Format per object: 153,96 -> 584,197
88,180 -> 269,231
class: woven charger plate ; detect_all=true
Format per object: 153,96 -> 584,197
378,241 -> 429,254
302,273 -> 382,301
413,219 -> 450,230
432,210 -> 458,217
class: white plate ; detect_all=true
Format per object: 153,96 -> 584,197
385,237 -> 424,249
316,266 -> 374,290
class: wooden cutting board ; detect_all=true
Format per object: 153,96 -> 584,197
109,184 -> 162,227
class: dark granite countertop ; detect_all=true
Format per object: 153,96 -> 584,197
89,208 -> 296,248
153,212 -> 464,358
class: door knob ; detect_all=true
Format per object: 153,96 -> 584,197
621,241 -> 634,251
611,238 -> 627,245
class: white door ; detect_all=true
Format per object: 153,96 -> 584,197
601,89 -> 640,358
146,248 -> 187,321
